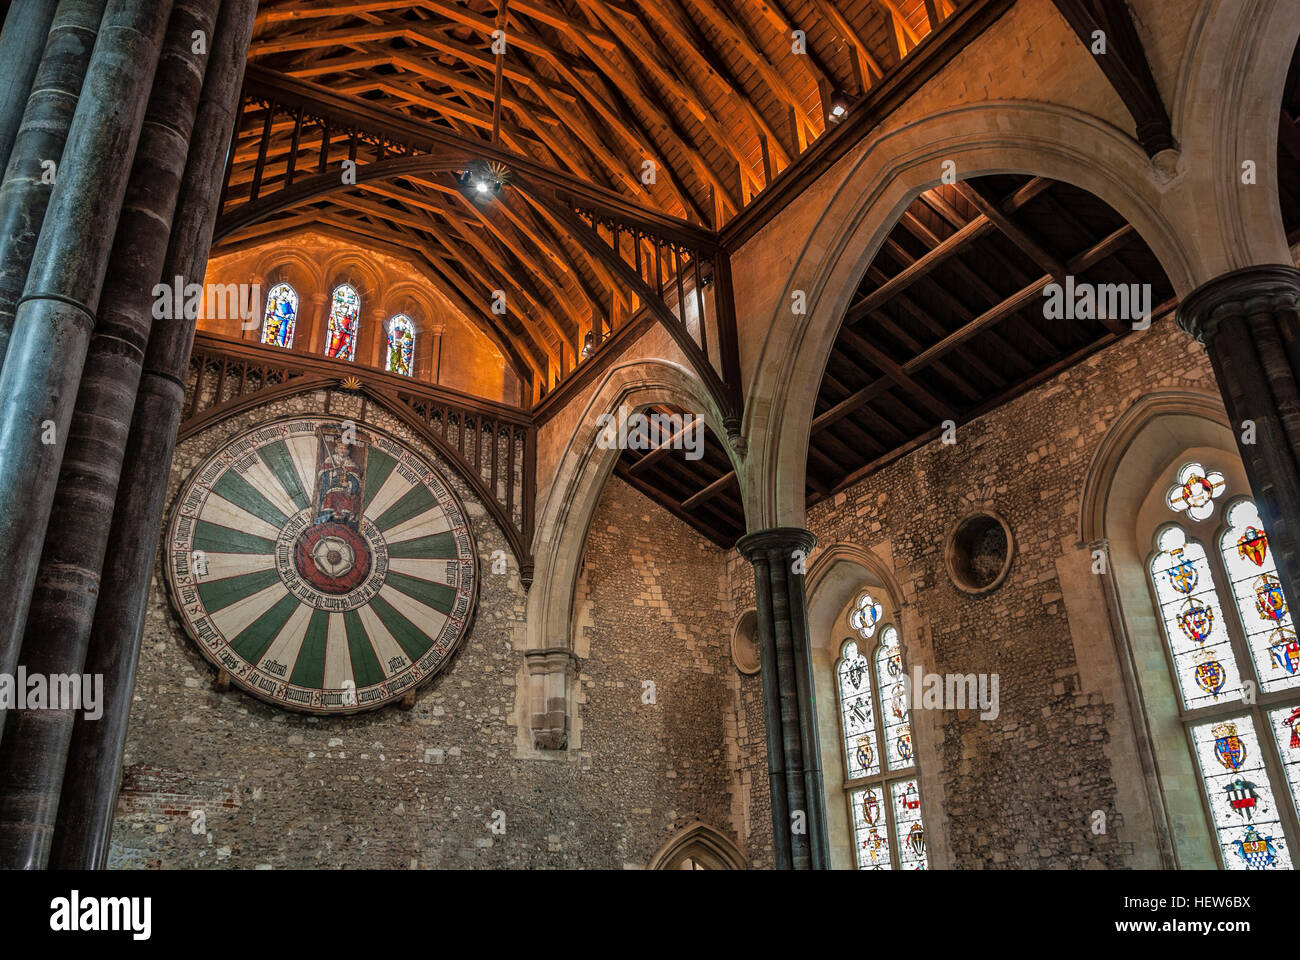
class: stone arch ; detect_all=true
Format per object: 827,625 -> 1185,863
1077,388 -> 1247,868
1079,389 -> 1231,544
804,542 -> 947,869
322,252 -> 382,308
252,248 -> 322,299
525,358 -> 743,656
1170,0 -> 1299,276
646,821 -> 748,870
380,281 -> 436,334
743,101 -> 1198,532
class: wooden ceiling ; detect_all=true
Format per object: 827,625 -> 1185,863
802,174 -> 1176,502
225,0 -> 972,395
614,405 -> 745,547
624,174 -> 1178,547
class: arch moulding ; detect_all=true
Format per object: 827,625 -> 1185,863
526,358 -> 744,657
740,100 -> 1200,534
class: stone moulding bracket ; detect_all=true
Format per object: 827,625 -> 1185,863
523,647 -> 578,751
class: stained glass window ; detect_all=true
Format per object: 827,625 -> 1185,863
835,608 -> 928,870
1190,716 -> 1292,870
1149,526 -> 1241,710
1146,465 -> 1300,869
325,283 -> 361,361
1166,461 -> 1226,521
260,282 -> 297,348
1219,500 -> 1300,695
850,590 -> 883,639
837,641 -> 878,780
386,314 -> 415,376
877,627 -> 911,770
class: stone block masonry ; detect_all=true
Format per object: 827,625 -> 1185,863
110,388 -> 742,869
728,318 -> 1220,869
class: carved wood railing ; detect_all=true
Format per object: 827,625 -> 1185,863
180,332 -> 536,581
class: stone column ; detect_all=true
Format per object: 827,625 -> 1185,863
425,321 -> 445,384
369,306 -> 387,368
1178,266 -> 1300,604
0,0 -> 172,742
309,290 -> 329,355
524,648 -> 574,750
736,527 -> 829,870
48,0 -> 258,869
0,0 -> 60,174
0,0 -> 218,870
0,0 -> 108,364
300,291 -> 327,356
242,271 -> 265,341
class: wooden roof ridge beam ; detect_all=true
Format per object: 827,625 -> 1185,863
681,471 -> 739,511
951,180 -> 1066,280
1049,0 -> 1176,156
864,263 -> 1007,389
626,420 -> 708,475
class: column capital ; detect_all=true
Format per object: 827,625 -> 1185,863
1177,265 -> 1300,344
737,527 -> 817,563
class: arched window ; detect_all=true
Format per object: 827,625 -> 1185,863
260,282 -> 297,348
386,314 -> 415,376
836,590 -> 928,870
1147,461 -> 1300,869
325,283 -> 361,361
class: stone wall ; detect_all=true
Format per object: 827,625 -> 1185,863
109,387 -> 741,869
728,317 -> 1221,869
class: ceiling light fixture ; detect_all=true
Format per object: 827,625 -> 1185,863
828,91 -> 851,122
457,159 -> 512,202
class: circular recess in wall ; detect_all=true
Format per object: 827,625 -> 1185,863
944,511 -> 1015,596
731,610 -> 760,675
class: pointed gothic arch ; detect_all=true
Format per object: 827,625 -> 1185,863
739,102 -> 1199,532
646,822 -> 748,870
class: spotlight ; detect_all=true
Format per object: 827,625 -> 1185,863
456,160 -> 512,202
828,92 -> 851,122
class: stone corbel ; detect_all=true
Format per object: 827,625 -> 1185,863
524,648 -> 576,750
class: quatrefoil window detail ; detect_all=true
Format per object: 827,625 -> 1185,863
1166,462 -> 1226,522
850,591 -> 884,639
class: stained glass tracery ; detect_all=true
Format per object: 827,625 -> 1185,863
1166,461 -> 1226,521
260,282 -> 297,348
1219,500 -> 1300,695
1150,525 -> 1241,710
836,608 -> 927,870
1147,469 -> 1300,869
325,283 -> 361,361
386,314 -> 415,376
850,591 -> 883,639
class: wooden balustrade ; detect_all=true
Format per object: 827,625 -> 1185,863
180,331 -> 536,580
